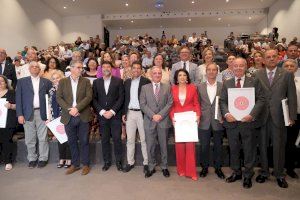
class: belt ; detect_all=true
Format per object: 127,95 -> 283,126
34,108 -> 40,110
129,109 -> 141,111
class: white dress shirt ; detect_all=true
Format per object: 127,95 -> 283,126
181,61 -> 190,72
31,76 -> 40,108
100,76 -> 116,116
234,75 -> 245,88
70,76 -> 78,107
0,60 -> 5,74
152,82 -> 161,94
266,67 -> 277,81
206,81 -> 217,104
128,76 -> 141,109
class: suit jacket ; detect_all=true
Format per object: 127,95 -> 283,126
170,61 -> 200,84
93,76 -> 124,120
56,76 -> 93,124
123,76 -> 151,116
3,62 -> 17,89
255,67 -> 297,127
16,76 -> 52,121
220,76 -> 265,129
198,82 -> 224,131
170,84 -> 201,119
140,82 -> 173,129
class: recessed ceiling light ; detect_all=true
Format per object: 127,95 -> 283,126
131,20 -> 134,23
63,6 -> 67,9
249,16 -> 252,20
226,0 -> 229,2
218,17 -> 222,21
160,25 -> 163,28
120,27 -> 122,30
125,3 -> 129,6
72,0 -> 76,2
188,18 -> 192,21
191,1 -> 195,3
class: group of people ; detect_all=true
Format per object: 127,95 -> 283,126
0,32 -> 299,190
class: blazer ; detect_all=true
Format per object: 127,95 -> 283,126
255,67 -> 297,127
123,76 -> 151,116
92,76 -> 124,120
3,62 -> 17,89
198,82 -> 224,131
170,61 -> 200,84
16,76 -> 52,121
140,82 -> 173,129
56,76 -> 93,124
169,84 -> 201,120
220,76 -> 265,129
1,90 -> 17,128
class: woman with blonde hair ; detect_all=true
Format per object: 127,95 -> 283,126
198,48 -> 220,82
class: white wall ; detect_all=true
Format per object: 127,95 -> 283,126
109,26 -> 256,48
0,0 -> 62,56
62,14 -> 104,43
257,0 -> 300,41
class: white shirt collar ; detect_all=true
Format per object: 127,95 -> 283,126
266,67 -> 277,74
206,80 -> 217,87
235,75 -> 245,81
31,75 -> 40,81
152,82 -> 160,87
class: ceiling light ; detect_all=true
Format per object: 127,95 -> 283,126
218,17 -> 221,21
160,25 -> 163,28
131,20 -> 134,23
226,0 -> 229,2
72,0 -> 76,2
63,6 -> 67,9
188,18 -> 192,21
120,27 -> 122,30
191,1 -> 195,3
249,16 -> 252,20
125,3 -> 129,6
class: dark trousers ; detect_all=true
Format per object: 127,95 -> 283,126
258,116 -> 286,178
99,118 -> 122,163
65,116 -> 90,167
58,142 -> 71,160
0,128 -> 14,164
227,127 -> 255,179
199,127 -> 223,169
285,114 -> 300,171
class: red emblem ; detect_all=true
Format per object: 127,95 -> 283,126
56,125 -> 65,135
234,96 -> 249,110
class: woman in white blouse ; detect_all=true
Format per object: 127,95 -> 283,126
198,48 -> 220,82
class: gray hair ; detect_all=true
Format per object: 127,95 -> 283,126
29,61 -> 40,68
283,59 -> 298,68
70,60 -> 83,68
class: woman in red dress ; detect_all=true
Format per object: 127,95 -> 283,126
170,69 -> 201,180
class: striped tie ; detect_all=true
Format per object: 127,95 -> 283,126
154,83 -> 159,102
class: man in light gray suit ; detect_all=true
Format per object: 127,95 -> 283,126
255,49 -> 297,188
170,46 -> 200,84
220,58 -> 265,189
197,63 -> 225,179
140,66 -> 173,178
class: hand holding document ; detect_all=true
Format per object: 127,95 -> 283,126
46,117 -> 68,144
174,111 -> 199,143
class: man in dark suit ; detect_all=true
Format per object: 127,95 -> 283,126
56,60 -> 93,175
0,48 -> 17,88
255,49 -> 297,188
93,61 -> 124,172
197,63 -> 225,179
220,58 -> 265,189
140,66 -> 173,178
277,43 -> 300,68
16,61 -> 52,168
122,61 -> 151,173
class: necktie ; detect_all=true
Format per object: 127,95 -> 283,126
154,83 -> 159,102
0,63 -> 2,75
183,62 -> 186,70
268,71 -> 274,85
236,78 -> 241,88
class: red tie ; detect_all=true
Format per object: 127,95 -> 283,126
236,78 -> 241,88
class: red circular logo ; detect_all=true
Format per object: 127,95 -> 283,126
56,125 -> 65,135
234,96 -> 249,110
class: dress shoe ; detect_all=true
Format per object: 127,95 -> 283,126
286,170 -> 299,179
37,161 -> 47,168
116,161 -> 123,171
255,175 -> 268,183
162,169 -> 170,177
145,169 -> 156,178
199,168 -> 208,177
123,164 -> 134,173
226,173 -> 242,183
81,166 -> 90,175
57,160 -> 65,168
102,162 -> 111,171
215,168 -> 225,179
143,165 -> 149,173
243,178 -> 252,189
277,178 -> 288,188
65,165 -> 80,175
28,160 -> 38,169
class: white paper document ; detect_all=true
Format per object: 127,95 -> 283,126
46,117 -> 68,144
296,131 -> 300,146
214,96 -> 220,120
228,88 -> 255,121
174,111 -> 199,142
281,98 -> 290,126
0,98 -> 8,128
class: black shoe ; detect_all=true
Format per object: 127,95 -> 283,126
226,173 -> 242,183
286,170 -> 299,179
123,164 -> 134,173
145,169 -> 156,178
277,178 -> 288,188
199,168 -> 208,177
28,160 -> 37,169
102,162 -> 111,171
215,168 -> 225,179
116,161 -> 123,171
162,169 -> 170,177
255,175 -> 268,183
37,161 -> 47,168
243,178 -> 252,189
143,165 -> 149,173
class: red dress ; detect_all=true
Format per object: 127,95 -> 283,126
170,84 -> 201,180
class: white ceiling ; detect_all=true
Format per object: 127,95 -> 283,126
42,0 -> 277,28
